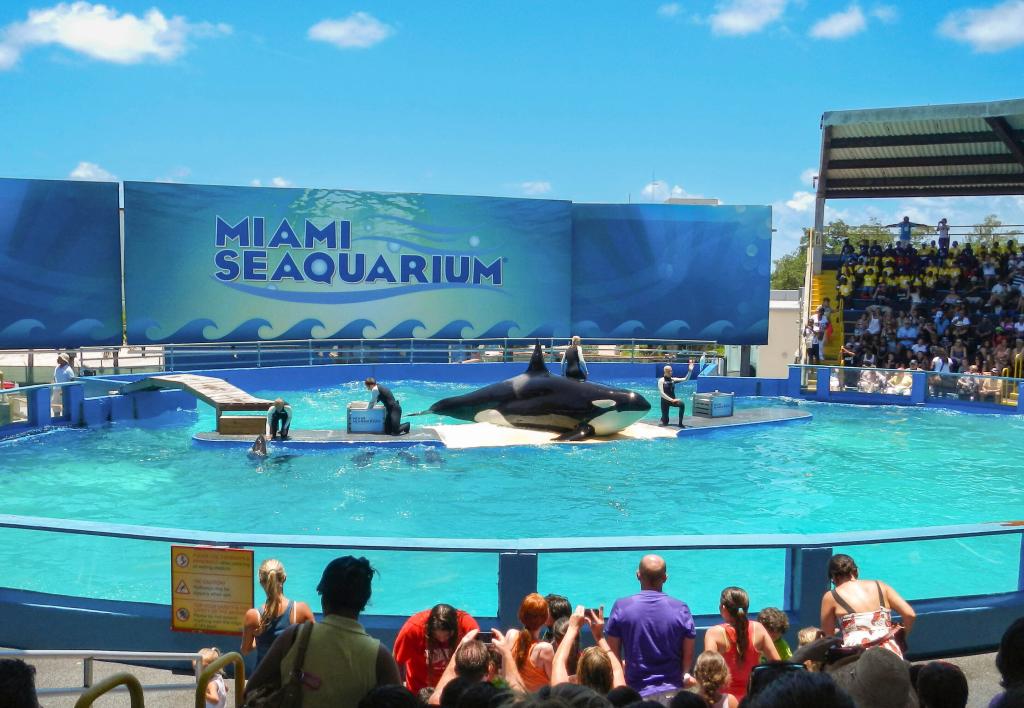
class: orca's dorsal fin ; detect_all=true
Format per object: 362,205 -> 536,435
526,342 -> 548,374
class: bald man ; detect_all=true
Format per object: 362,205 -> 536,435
604,554 -> 696,696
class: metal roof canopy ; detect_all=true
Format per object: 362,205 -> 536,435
817,98 -> 1024,199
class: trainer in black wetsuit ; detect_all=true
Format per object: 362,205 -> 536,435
365,377 -> 411,436
560,336 -> 588,382
658,362 -> 695,426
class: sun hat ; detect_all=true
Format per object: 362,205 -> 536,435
828,648 -> 916,708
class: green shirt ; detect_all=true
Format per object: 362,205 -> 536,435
280,615 -> 379,708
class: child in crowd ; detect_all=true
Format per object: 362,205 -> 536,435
197,647 -> 227,708
756,608 -> 792,661
691,651 -> 738,708
797,628 -> 824,672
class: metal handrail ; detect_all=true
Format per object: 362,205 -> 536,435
793,363 -> 1023,382
74,672 -> 145,708
196,652 -> 245,708
0,649 -> 202,698
1,513 -> 1022,552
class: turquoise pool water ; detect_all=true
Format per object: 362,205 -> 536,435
1,378 -> 1022,619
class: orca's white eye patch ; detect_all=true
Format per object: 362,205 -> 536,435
592,399 -> 616,408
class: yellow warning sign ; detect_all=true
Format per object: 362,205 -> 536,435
171,545 -> 253,635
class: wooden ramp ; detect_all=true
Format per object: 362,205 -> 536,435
123,374 -> 272,433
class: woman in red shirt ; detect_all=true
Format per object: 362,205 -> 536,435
703,587 -> 779,700
392,604 -> 479,693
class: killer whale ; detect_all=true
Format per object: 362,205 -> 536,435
419,343 -> 651,441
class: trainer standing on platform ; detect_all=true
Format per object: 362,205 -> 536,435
560,335 -> 589,382
266,398 -> 292,440
658,360 -> 695,427
366,377 -> 411,435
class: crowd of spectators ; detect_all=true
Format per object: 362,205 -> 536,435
7,553 -> 1024,707
813,228 -> 1024,398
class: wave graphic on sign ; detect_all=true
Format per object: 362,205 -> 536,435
216,279 -> 507,304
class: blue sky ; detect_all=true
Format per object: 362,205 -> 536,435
1,0 -> 1024,259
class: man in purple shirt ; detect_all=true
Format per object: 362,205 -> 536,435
604,554 -> 696,696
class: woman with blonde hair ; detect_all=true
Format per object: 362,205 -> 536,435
550,606 -> 625,694
505,593 -> 554,691
241,559 -> 315,666
691,651 -> 738,708
703,587 -> 778,701
560,335 -> 588,382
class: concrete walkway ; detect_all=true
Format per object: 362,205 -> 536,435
10,648 -> 1005,708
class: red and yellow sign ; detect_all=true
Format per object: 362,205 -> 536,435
171,545 -> 254,635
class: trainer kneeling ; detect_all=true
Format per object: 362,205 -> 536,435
658,360 -> 695,427
365,377 -> 410,436
266,398 -> 292,440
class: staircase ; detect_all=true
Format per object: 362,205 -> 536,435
810,269 -> 843,362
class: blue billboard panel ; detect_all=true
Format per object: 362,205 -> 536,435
0,178 -> 122,348
123,183 -> 572,343
570,204 -> 772,345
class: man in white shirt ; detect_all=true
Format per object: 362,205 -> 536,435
51,354 -> 75,416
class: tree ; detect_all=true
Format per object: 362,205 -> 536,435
771,249 -> 805,289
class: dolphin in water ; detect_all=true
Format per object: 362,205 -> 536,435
419,343 -> 651,441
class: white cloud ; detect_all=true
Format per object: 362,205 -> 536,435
156,165 -> 190,183
308,12 -> 393,49
785,190 -> 815,212
658,3 -> 682,18
871,5 -> 898,23
810,5 -> 867,39
520,181 -> 552,196
68,160 -> 115,181
640,180 -> 704,202
0,2 -> 230,70
247,177 -> 292,188
710,0 -> 787,36
938,0 -> 1024,53
800,168 -> 817,187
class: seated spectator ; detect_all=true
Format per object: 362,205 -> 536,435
545,594 -> 572,640
957,365 -> 982,400
979,369 -> 1003,403
819,554 -> 914,659
914,661 -> 968,708
0,658 -> 39,708
551,606 -> 625,695
244,556 -> 401,708
431,630 -> 526,704
605,554 -> 696,697
703,587 -> 779,701
550,616 -> 579,678
393,603 -> 480,693
857,365 -> 883,394
358,685 -> 420,708
885,366 -> 913,395
507,593 -> 555,691
242,559 -> 316,667
607,686 -> 642,708
992,617 -> 1024,707
744,670 -> 853,708
796,628 -> 824,672
689,651 -> 737,708
828,647 -> 917,708
755,608 -> 792,661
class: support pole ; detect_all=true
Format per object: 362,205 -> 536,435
497,552 -> 538,629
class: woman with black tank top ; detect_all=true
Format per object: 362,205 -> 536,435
242,559 -> 316,666
560,336 -> 588,382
